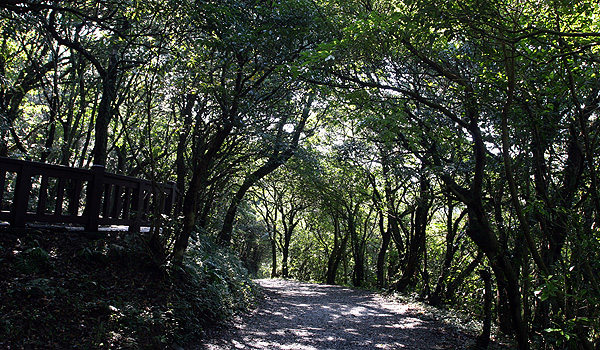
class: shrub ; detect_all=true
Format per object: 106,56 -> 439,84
167,233 -> 259,344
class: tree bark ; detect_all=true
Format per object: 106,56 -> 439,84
325,215 -> 348,285
270,235 -> 278,278
175,93 -> 197,194
281,227 -> 291,278
92,49 -> 119,166
393,173 -> 430,292
376,212 -> 391,288
172,122 -> 234,262
429,199 -> 467,306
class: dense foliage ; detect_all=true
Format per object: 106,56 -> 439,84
1,0 -> 600,349
0,227 -> 257,348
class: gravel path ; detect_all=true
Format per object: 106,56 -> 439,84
200,279 -> 474,350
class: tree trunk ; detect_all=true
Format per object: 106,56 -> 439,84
444,251 -> 483,302
348,204 -> 365,287
40,96 -> 57,163
393,174 -> 429,292
175,93 -> 197,194
372,153 -> 389,289
92,49 -> 119,166
429,200 -> 467,306
218,158 -> 286,245
60,54 -> 86,166
376,212 -> 391,288
326,215 -> 348,285
270,235 -> 278,278
172,123 -> 234,262
281,234 -> 290,278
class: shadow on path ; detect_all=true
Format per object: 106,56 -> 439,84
200,279 -> 474,350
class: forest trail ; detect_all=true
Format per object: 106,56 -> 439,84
199,279 -> 475,350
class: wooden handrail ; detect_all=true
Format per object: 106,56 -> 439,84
0,157 -> 180,232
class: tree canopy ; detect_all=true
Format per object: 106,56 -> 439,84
2,0 -> 600,348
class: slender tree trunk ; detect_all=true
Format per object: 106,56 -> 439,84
218,159 -> 286,245
325,215 -> 340,284
372,152 -> 389,289
172,123 -> 234,262
430,200 -> 467,306
376,212 -> 390,288
348,204 -> 365,287
41,93 -> 57,162
382,154 -> 405,270
326,215 -> 348,285
444,251 -> 483,302
92,50 -> 119,166
282,232 -> 291,278
60,54 -> 86,166
393,174 -> 429,292
270,235 -> 278,278
175,93 -> 197,194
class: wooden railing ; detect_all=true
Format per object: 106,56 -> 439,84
0,157 -> 180,232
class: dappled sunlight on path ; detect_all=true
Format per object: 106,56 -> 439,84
200,279 -> 470,350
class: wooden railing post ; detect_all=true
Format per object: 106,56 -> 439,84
11,164 -> 32,228
85,165 -> 104,232
129,180 -> 144,233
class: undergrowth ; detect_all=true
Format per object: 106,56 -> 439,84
0,227 -> 258,349
167,234 -> 258,345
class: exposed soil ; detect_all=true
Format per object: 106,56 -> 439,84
199,279 -> 499,350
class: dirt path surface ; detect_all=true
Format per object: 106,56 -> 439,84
200,279 -> 474,350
